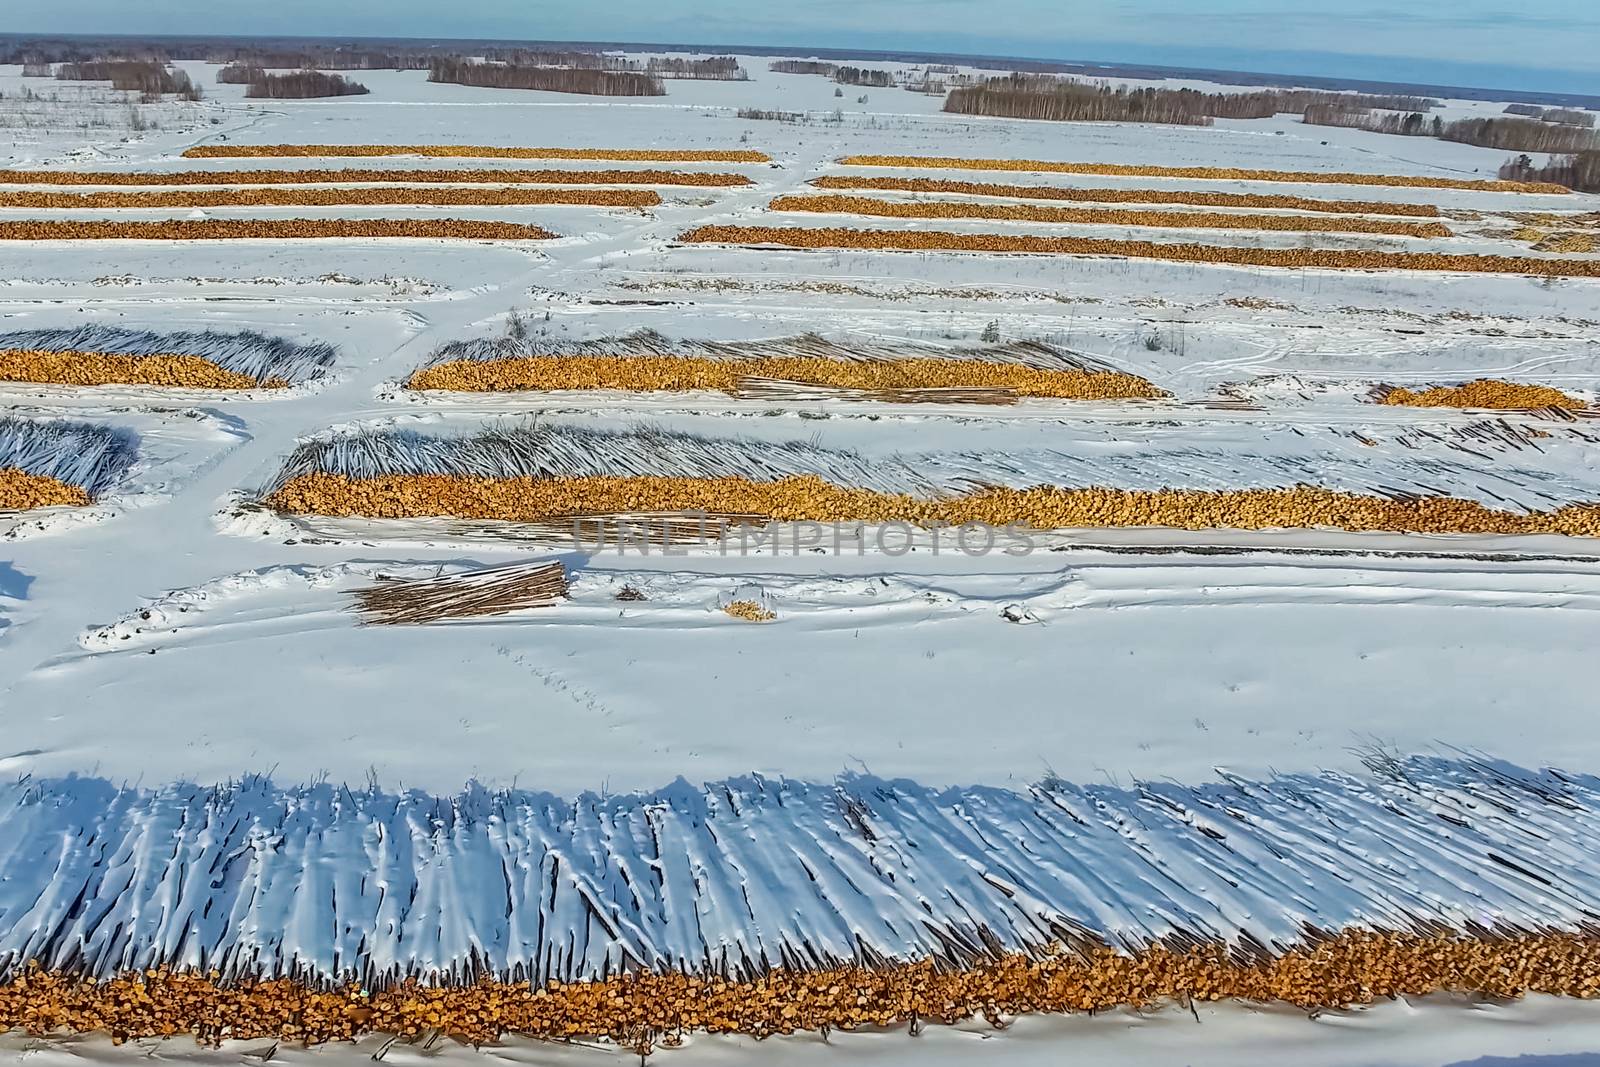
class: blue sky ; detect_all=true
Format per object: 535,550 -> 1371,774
8,0 -> 1597,93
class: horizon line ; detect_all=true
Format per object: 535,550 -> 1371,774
4,29 -> 1597,104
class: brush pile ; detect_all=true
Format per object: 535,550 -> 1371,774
1380,379 -> 1586,410
811,175 -> 1445,217
678,225 -> 1600,277
0,416 -> 136,508
351,561 -> 568,624
182,144 -> 771,162
0,326 -> 336,388
838,155 -> 1571,193
0,219 -> 559,242
0,168 -> 751,188
769,194 -> 1453,237
0,187 -> 662,209
408,331 -> 1164,401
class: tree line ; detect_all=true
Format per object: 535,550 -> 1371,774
479,49 -> 637,70
835,66 -> 895,88
56,60 -> 201,99
1501,152 -> 1600,193
427,58 -> 665,97
208,48 -> 432,70
467,51 -> 744,79
1506,104 -> 1595,127
1305,108 -> 1600,154
947,80 -> 1212,125
216,63 -> 263,84
944,75 -> 1438,125
646,57 -> 747,80
1303,105 -> 1444,137
242,71 -> 369,99
770,60 -> 838,76
1442,116 -> 1598,153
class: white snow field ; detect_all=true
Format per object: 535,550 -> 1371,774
8,999 -> 1600,1067
1,52 -> 1600,1064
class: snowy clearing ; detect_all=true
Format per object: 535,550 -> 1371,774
1,50 -> 1599,1062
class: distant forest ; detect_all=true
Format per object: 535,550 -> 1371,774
771,60 -> 839,76
243,71 -> 370,98
4,34 -> 1598,110
1505,104 -> 1595,127
479,48 -> 633,68
1501,152 -> 1600,193
216,63 -> 263,84
427,58 -> 666,96
1305,108 -> 1600,155
212,48 -> 431,70
55,59 -> 201,99
472,51 -> 745,80
835,66 -> 895,88
944,75 -> 1437,126
648,56 -> 747,80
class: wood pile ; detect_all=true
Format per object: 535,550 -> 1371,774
0,469 -> 89,510
678,224 -> 1600,277
769,194 -> 1453,237
0,219 -> 558,242
0,187 -> 661,209
723,600 -> 776,622
838,155 -> 1571,193
407,355 -> 1165,400
1380,379 -> 1586,410
2,932 -> 1598,1047
0,350 -> 270,389
812,175 -> 1445,217
182,144 -> 771,162
265,472 -> 1600,537
0,168 -> 751,188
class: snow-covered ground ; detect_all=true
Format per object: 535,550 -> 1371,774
2,53 -> 1600,1063
6,997 -> 1600,1067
